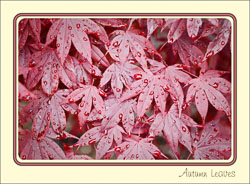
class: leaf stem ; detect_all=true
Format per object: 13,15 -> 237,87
187,152 -> 192,160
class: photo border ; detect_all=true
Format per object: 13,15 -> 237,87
13,13 -> 237,166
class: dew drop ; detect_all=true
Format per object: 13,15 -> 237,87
56,43 -> 60,48
38,66 -> 43,71
68,26 -> 72,30
212,82 -> 218,88
98,110 -> 102,114
182,126 -> 187,132
149,91 -> 154,95
172,96 -> 177,102
221,41 -> 225,45
191,34 -> 196,40
83,37 -> 88,41
80,103 -> 84,107
206,50 -> 214,58
168,38 -> 174,44
119,113 -> 123,119
137,52 -> 141,57
115,147 -> 121,152
88,139 -> 96,145
22,155 -> 26,160
82,111 -> 89,117
163,86 -> 169,91
99,90 -> 106,97
113,41 -> 119,47
194,138 -> 199,143
116,88 -> 121,92
76,24 -> 80,28
106,42 -> 111,47
37,137 -> 42,142
144,79 -> 148,83
29,60 -> 36,67
153,150 -> 161,158
134,74 -> 142,80
43,81 -> 47,86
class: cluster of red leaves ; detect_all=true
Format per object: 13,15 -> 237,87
18,18 -> 232,160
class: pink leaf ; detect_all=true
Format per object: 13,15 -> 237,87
186,70 -> 231,122
77,126 -> 103,146
62,85 -> 105,128
148,61 -> 192,115
101,96 -> 136,133
172,38 -> 205,67
108,30 -> 158,68
147,18 -> 164,39
100,62 -> 144,99
42,62 -> 59,95
150,104 -> 198,156
96,125 -> 125,159
186,18 -> 202,39
121,72 -> 169,118
46,19 -> 95,64
91,45 -> 110,67
201,19 -> 231,63
116,137 -> 164,160
19,130 -> 66,160
192,120 -> 231,160
207,18 -> 219,27
94,18 -> 127,28
32,100 -> 50,139
18,82 -> 37,101
167,19 -> 186,44
19,90 -> 47,125
26,49 -> 61,95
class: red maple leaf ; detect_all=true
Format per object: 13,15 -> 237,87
191,120 -> 231,160
107,29 -> 159,68
94,18 -> 128,28
101,96 -> 137,133
45,18 -> 108,64
19,129 -> 66,160
186,70 -> 231,124
121,71 -> 169,118
148,60 -> 192,115
19,89 -> 77,138
61,85 -> 105,128
19,18 -> 42,49
186,18 -> 202,39
114,137 -> 166,160
75,124 -> 125,159
172,38 -> 205,67
100,62 -> 144,99
26,48 -> 76,95
149,104 -> 198,158
201,19 -> 231,63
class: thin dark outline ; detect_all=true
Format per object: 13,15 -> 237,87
13,13 -> 236,166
